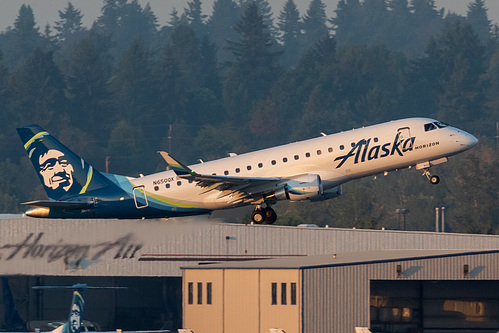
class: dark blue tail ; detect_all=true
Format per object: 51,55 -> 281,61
17,125 -> 114,201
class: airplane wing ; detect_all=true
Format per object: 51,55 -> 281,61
22,200 -> 92,209
158,151 -> 283,204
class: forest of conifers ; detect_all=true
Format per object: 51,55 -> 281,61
0,0 -> 497,233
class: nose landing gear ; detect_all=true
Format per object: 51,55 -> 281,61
422,168 -> 440,185
251,205 -> 277,224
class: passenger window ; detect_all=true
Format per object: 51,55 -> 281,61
305,152 -> 310,157
247,165 -> 252,171
328,147 -> 333,153
235,168 -> 240,173
189,180 -> 193,183
224,170 -> 229,175
177,181 -> 182,186
317,150 -> 322,155
340,145 -> 344,150
271,160 -> 276,165
283,157 -> 288,163
154,186 -> 159,191
294,155 -> 299,160
166,184 -> 170,189
374,137 -> 379,143
258,163 -> 263,168
351,142 -> 355,147
424,123 -> 437,131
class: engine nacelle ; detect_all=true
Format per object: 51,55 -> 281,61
309,185 -> 343,202
275,174 -> 323,202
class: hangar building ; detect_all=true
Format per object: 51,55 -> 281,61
182,249 -> 499,333
0,216 -> 498,331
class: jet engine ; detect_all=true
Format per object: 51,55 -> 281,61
274,174 -> 323,201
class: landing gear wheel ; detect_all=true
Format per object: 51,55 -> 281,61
251,209 -> 265,224
430,175 -> 440,185
262,207 -> 277,224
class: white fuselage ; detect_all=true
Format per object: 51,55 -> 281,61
130,118 -> 477,210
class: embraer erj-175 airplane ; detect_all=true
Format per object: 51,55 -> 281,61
18,118 -> 477,224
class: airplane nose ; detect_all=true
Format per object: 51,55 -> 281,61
458,131 -> 478,148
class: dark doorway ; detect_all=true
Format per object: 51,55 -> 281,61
370,280 -> 499,333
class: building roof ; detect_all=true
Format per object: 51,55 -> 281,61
182,249 -> 499,270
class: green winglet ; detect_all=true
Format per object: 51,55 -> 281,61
158,151 -> 195,176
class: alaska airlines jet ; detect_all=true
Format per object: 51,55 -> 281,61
17,118 -> 477,223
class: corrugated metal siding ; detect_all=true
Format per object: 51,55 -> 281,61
1,217 -> 499,276
302,252 -> 499,333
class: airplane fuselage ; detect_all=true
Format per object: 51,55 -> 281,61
20,118 -> 477,220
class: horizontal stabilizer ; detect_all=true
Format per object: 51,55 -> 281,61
22,200 -> 92,209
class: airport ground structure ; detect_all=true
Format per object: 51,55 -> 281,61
0,216 -> 499,332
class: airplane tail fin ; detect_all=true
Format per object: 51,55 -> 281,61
32,284 -> 126,333
17,125 -> 114,201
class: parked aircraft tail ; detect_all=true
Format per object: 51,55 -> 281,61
32,284 -> 127,333
17,125 -> 114,201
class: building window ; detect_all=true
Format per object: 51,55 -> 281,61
188,282 -> 193,304
207,282 -> 212,305
271,283 -> 277,305
291,283 -> 297,305
281,283 -> 287,305
197,282 -> 202,304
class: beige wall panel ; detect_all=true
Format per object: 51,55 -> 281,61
224,269 -> 260,333
259,269 -> 301,333
183,269 -> 224,333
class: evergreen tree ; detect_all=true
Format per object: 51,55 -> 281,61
206,0 -> 241,63
7,48 -> 68,129
54,2 -> 85,44
6,5 -> 42,68
63,31 -> 113,141
302,0 -> 329,51
332,0 -> 362,46
224,3 -> 281,126
184,0 -> 207,38
277,0 -> 303,67
466,0 -> 491,44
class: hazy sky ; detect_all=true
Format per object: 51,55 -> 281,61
0,0 -> 498,33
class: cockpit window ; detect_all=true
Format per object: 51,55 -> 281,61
424,123 -> 437,131
435,121 -> 449,128
425,121 -> 449,132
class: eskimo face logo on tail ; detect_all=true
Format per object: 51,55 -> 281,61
334,134 -> 415,168
28,140 -> 83,198
70,302 -> 81,333
39,149 -> 74,191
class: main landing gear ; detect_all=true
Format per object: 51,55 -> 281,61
251,205 -> 277,224
422,168 -> 440,185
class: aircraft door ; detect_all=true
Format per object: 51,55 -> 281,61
397,127 -> 413,149
133,186 -> 148,209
